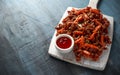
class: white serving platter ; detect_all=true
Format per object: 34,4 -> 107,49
48,6 -> 114,71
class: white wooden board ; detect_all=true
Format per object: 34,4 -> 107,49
48,7 -> 114,71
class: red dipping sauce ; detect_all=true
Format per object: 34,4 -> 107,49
56,37 -> 72,49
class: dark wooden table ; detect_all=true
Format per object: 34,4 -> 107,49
0,0 -> 120,75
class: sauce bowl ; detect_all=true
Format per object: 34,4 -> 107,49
55,34 -> 74,53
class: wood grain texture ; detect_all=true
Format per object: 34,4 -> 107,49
0,0 -> 120,75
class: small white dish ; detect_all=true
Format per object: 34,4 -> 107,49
55,34 -> 74,53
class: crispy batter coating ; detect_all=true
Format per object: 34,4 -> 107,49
55,7 -> 111,61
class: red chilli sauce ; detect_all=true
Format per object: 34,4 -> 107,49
56,37 -> 72,49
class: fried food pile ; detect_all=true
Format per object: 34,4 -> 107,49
55,7 -> 111,61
